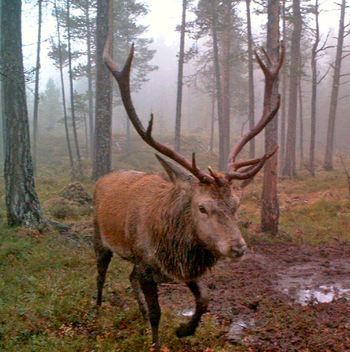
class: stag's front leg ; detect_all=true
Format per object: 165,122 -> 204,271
176,281 -> 209,338
139,267 -> 161,350
129,265 -> 148,320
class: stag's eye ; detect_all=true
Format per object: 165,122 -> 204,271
199,205 -> 208,215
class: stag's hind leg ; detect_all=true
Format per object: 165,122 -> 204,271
94,228 -> 113,306
130,265 -> 148,319
176,281 -> 208,338
139,267 -> 161,350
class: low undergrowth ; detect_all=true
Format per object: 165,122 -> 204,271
1,142 -> 350,351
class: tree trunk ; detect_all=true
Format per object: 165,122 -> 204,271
211,4 -> 224,170
0,1 -> 3,172
54,0 -> 75,176
32,0 -> 42,174
298,75 -> 304,168
323,0 -> 346,171
93,0 -> 112,180
246,0 -> 255,158
209,92 -> 215,152
282,0 -> 301,177
220,0 -> 232,170
261,0 -> 280,234
1,0 -> 45,228
84,1 -> 94,162
309,0 -> 319,176
279,0 -> 287,172
67,0 -> 83,177
174,0 -> 187,152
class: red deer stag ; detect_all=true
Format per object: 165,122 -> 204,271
94,35 -> 284,349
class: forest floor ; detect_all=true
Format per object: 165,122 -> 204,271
1,142 -> 350,351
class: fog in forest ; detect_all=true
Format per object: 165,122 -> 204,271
2,0 -> 348,175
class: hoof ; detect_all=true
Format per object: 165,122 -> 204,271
176,323 -> 196,338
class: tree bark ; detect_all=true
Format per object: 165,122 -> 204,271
246,0 -> 255,158
93,0 -> 112,180
209,92 -> 216,152
279,0 -> 287,172
32,0 -> 42,174
54,0 -> 75,176
220,0 -> 232,170
282,0 -> 301,177
1,0 -> 45,228
309,0 -> 319,176
298,76 -> 304,168
211,3 -> 224,170
174,0 -> 187,152
84,1 -> 94,162
67,0 -> 83,177
323,0 -> 346,171
261,0 -> 280,235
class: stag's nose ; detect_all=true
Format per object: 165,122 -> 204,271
231,243 -> 247,258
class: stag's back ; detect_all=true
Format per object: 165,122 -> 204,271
94,170 -> 170,261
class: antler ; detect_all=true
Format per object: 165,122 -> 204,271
103,33 -> 215,184
226,42 -> 285,181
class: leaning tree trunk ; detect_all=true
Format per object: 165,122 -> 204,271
1,0 -> 45,228
211,4 -> 224,170
67,0 -> 83,177
261,0 -> 280,235
323,0 -> 346,171
32,0 -> 42,174
54,0 -> 75,176
174,0 -> 187,152
282,0 -> 301,177
93,0 -> 112,180
246,0 -> 255,158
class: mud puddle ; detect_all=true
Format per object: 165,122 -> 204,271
277,260 -> 350,305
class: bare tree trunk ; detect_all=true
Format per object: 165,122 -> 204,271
219,0 -> 232,170
54,0 -> 75,176
1,0 -> 45,228
246,0 -> 255,158
324,0 -> 346,171
67,0 -> 83,177
174,0 -> 187,152
209,92 -> 215,152
261,0 -> 280,234
32,0 -> 42,174
211,4 -> 224,170
309,0 -> 319,176
282,0 -> 301,177
84,1 -> 94,162
93,0 -> 112,180
279,0 -> 287,171
298,76 -> 304,168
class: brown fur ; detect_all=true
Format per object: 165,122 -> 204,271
94,166 -> 247,348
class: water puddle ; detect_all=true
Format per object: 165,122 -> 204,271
277,261 -> 350,305
178,308 -> 194,317
227,316 -> 255,343
296,284 -> 350,305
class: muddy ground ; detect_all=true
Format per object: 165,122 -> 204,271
158,240 -> 350,351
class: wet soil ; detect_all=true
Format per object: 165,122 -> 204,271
159,240 -> 350,351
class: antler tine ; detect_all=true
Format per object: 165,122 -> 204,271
103,35 -> 215,184
226,42 -> 284,182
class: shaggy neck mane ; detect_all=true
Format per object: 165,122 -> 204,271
151,185 -> 218,281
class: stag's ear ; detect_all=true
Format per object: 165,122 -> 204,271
155,154 -> 193,184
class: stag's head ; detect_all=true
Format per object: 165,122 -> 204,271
103,35 -> 284,260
